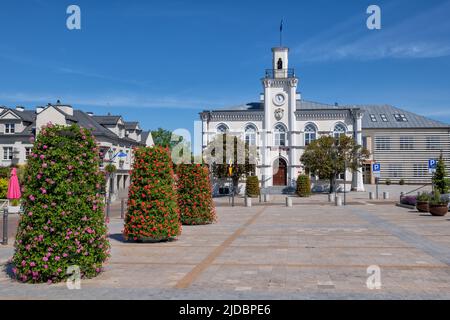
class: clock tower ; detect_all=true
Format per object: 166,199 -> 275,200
261,47 -> 299,188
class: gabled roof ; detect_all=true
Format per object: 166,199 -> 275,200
124,121 -> 139,130
0,108 -> 36,122
92,115 -> 122,125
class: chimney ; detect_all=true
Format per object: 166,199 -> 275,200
16,106 -> 25,112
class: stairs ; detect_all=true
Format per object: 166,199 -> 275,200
263,186 -> 296,195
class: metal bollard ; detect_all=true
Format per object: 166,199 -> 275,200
328,193 -> 335,203
286,197 -> 293,207
383,192 -> 390,200
264,194 -> 270,202
121,199 -> 125,219
369,192 -> 374,200
2,208 -> 8,245
245,197 -> 252,207
335,196 -> 342,206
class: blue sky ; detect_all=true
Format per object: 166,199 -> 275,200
1,0 -> 450,140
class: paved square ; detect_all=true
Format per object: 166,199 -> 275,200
1,191 -> 450,299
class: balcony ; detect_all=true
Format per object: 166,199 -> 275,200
265,68 -> 295,79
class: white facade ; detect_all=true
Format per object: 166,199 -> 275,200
201,46 -> 365,192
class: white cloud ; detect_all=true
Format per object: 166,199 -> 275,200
294,1 -> 450,62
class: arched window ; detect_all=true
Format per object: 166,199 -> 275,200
216,123 -> 229,134
333,123 -> 346,138
244,124 -> 257,146
274,124 -> 287,146
277,58 -> 283,70
304,124 -> 317,146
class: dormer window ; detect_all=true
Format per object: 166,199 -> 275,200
5,123 -> 15,134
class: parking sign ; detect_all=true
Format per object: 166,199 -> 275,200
373,163 -> 381,178
428,159 -> 437,174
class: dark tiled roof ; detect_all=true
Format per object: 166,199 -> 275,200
124,121 -> 139,130
92,115 -> 122,125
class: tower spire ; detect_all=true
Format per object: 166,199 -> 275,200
279,19 -> 283,47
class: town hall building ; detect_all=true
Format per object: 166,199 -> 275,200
200,46 -> 450,193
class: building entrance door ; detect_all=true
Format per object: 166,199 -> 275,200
273,158 -> 287,186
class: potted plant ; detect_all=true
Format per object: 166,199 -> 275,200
416,192 -> 430,213
385,179 -> 391,185
429,191 -> 449,216
399,179 -> 405,185
8,198 -> 21,214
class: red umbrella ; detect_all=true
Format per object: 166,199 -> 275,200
7,168 -> 21,199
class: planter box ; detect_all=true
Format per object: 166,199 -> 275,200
416,201 -> 429,213
429,204 -> 448,216
7,206 -> 21,214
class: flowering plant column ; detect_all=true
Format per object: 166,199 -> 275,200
124,146 -> 181,241
176,164 -> 216,225
12,124 -> 110,283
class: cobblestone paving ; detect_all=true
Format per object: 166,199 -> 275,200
1,191 -> 449,299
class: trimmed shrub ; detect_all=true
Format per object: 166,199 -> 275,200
124,146 -> 181,241
296,174 -> 311,197
433,154 -> 448,194
245,176 -> 260,198
12,124 -> 110,283
0,178 -> 7,199
399,179 -> 405,185
176,164 -> 216,225
385,179 -> 391,185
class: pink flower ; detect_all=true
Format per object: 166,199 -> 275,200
63,253 -> 68,257
55,256 -> 60,261
37,174 -> 42,179
30,262 -> 36,267
42,257 -> 48,262
28,211 -> 33,216
43,145 -> 48,149
42,163 -> 48,168
29,195 -> 35,201
40,155 -> 45,160
44,265 -> 48,269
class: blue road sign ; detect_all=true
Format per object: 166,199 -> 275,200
428,159 -> 437,173
373,163 -> 381,178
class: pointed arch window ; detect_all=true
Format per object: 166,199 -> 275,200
333,123 -> 346,138
304,124 -> 317,146
244,124 -> 257,146
274,124 -> 287,146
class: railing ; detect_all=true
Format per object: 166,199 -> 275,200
265,68 -> 295,79
399,183 -> 431,204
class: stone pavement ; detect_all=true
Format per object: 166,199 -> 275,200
0,191 -> 449,300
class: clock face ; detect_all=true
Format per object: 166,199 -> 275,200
273,93 -> 286,106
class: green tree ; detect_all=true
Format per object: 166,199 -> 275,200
300,135 -> 370,193
151,128 -> 183,150
204,134 -> 258,194
433,153 -> 448,194
12,124 -> 110,283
